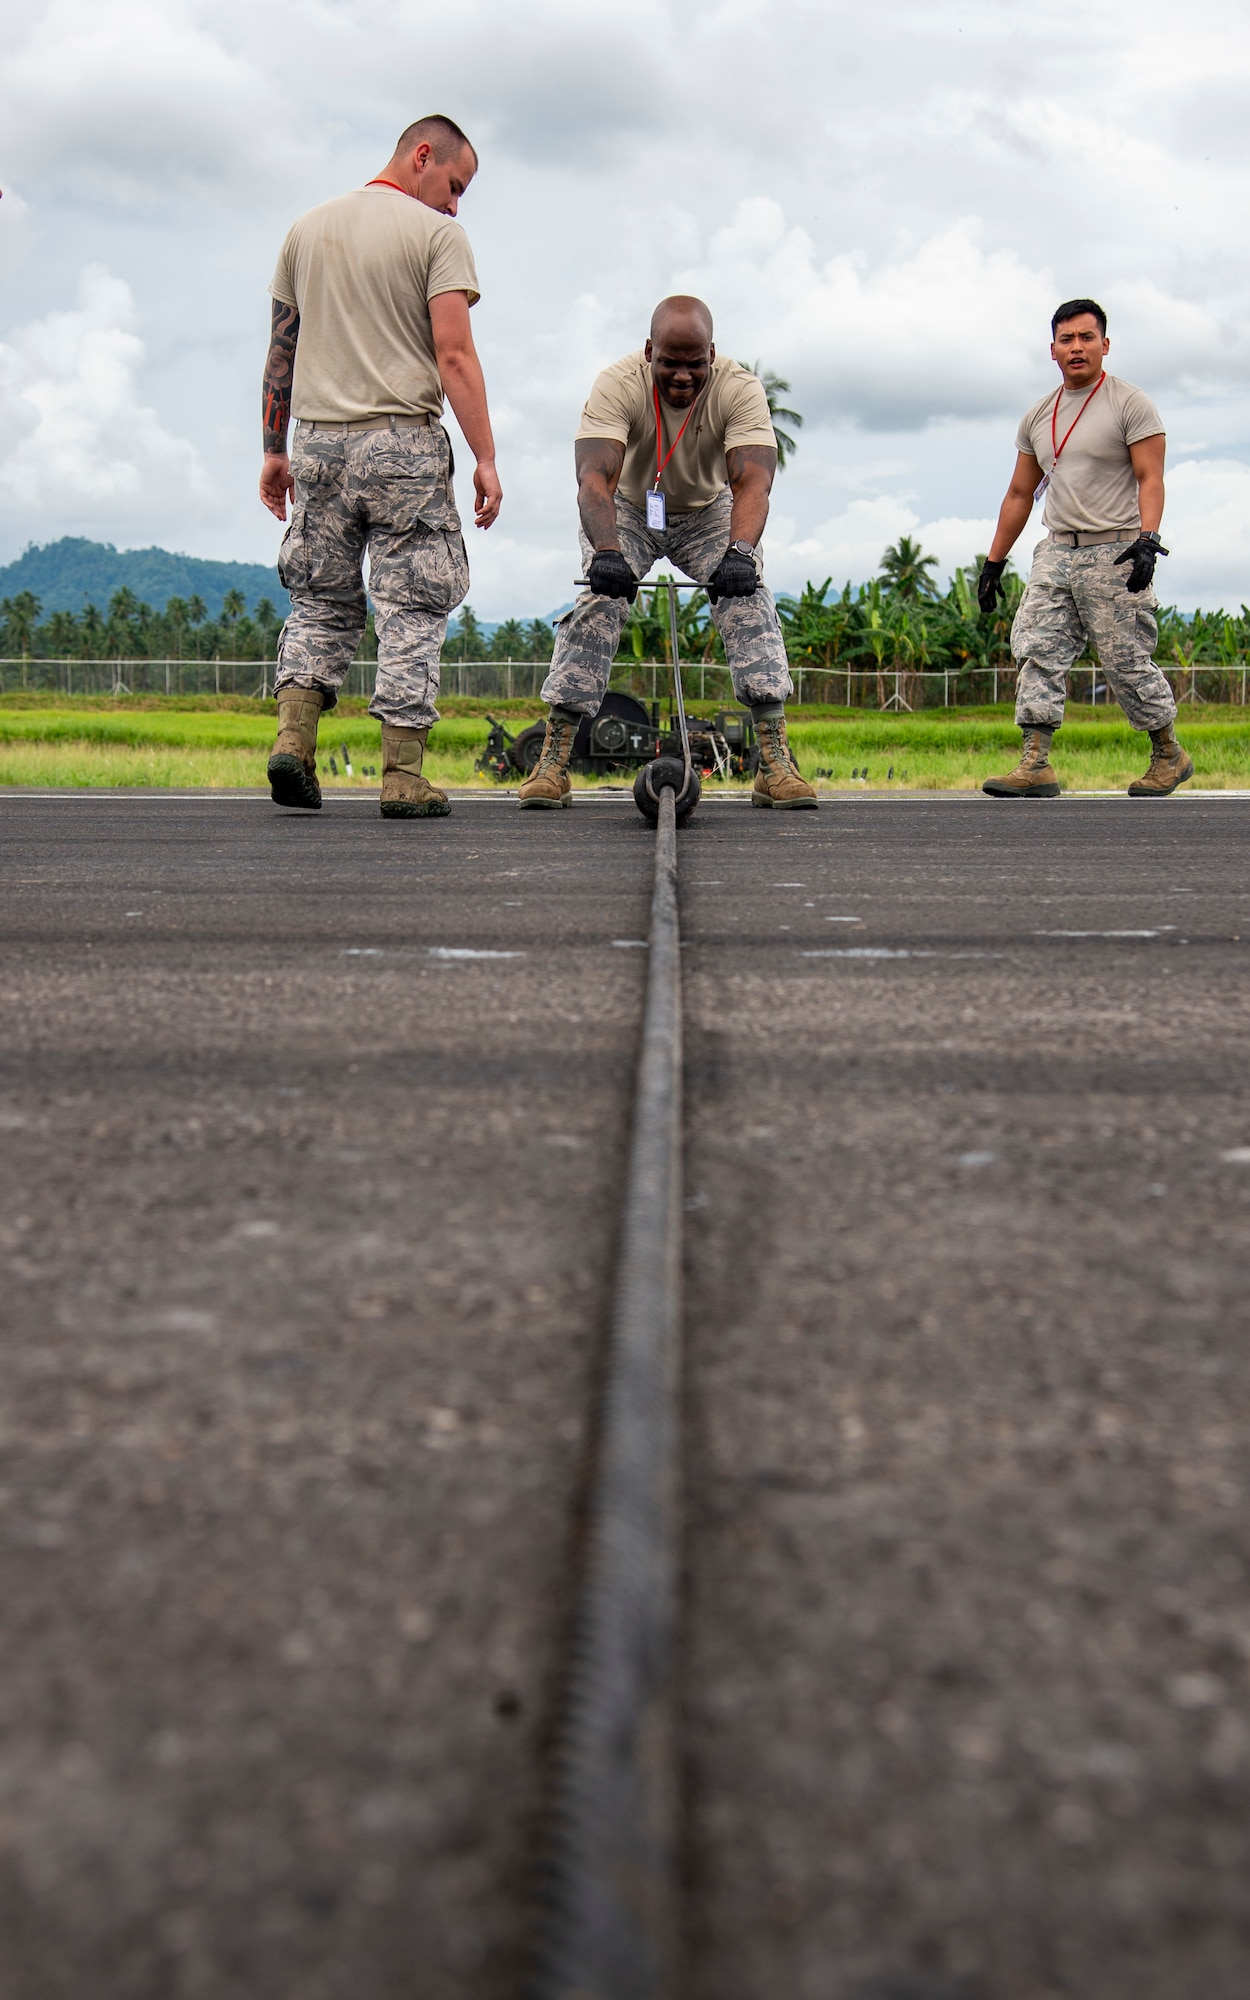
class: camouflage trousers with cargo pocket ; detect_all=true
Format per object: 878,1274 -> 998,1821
275,417 -> 469,730
1012,536 -> 1177,733
541,487 -> 793,714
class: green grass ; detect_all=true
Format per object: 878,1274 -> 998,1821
0,696 -> 1243,791
774,709 -> 1250,792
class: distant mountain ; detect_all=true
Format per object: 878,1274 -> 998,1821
0,538 -> 289,620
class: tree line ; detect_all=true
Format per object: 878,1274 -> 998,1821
4,540 -> 1248,691
612,535 -> 1250,688
0,586 -> 283,662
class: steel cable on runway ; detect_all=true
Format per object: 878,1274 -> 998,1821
529,783 -> 684,2000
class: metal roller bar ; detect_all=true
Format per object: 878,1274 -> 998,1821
661,577 -> 694,804
529,782 -> 684,2000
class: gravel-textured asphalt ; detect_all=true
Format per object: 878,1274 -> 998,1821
0,794 -> 652,2000
680,796 -> 1250,2000
3,790 -> 1249,2000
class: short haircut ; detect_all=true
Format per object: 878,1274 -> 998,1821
1052,297 -> 1107,337
395,115 -> 477,169
650,295 -> 714,342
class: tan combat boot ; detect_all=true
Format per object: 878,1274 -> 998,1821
380,724 -> 450,818
1128,724 -> 1195,797
982,726 -> 1061,797
751,707 -> 818,809
268,686 -> 324,809
517,706 -> 579,808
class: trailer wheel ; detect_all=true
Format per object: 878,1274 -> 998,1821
508,724 -> 547,774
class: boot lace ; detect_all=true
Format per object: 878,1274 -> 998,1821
535,713 -> 577,776
758,714 -> 795,775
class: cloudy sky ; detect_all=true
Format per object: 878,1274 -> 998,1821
1,0 -> 1247,616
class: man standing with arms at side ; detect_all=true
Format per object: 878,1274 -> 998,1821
260,114 -> 501,818
518,295 -> 815,809
979,297 -> 1192,798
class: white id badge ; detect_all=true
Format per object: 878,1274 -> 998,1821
646,489 -> 667,531
1033,473 -> 1050,506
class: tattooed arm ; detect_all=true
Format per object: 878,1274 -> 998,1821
725,444 -> 776,547
259,299 -> 299,522
574,438 -> 626,551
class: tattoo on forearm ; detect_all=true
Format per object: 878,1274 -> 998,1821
725,444 -> 777,492
262,301 -> 300,454
575,438 -> 625,545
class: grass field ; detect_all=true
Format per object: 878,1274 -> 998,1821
0,695 -> 1245,792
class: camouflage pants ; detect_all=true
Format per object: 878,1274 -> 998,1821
541,487 -> 793,714
275,418 -> 469,729
1012,536 -> 1177,732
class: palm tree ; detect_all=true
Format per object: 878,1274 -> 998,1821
524,618 -> 554,662
489,618 -> 527,662
220,588 -> 246,627
254,598 -> 282,659
45,610 -> 78,657
186,595 -> 207,658
79,602 -> 104,658
105,588 -> 146,658
878,536 -> 939,601
165,596 -> 189,660
739,361 -> 804,468
449,605 -> 488,660
2,591 -> 42,656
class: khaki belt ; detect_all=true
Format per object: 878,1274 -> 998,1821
1047,528 -> 1132,548
297,412 -> 434,436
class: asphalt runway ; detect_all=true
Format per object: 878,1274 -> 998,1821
2,790 -> 1249,1999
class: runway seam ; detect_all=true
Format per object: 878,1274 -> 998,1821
529,785 -> 684,2000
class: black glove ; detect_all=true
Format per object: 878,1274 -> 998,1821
706,547 -> 758,603
587,550 -> 638,602
1113,530 -> 1168,595
977,558 -> 1007,616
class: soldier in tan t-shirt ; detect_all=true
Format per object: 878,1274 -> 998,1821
977,296 -> 1192,799
518,295 -> 816,810
259,113 -> 502,820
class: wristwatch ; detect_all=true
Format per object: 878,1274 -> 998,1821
728,539 -> 756,557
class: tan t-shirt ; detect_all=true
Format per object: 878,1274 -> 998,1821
1015,373 -> 1164,536
576,351 -> 776,512
270,185 -> 480,424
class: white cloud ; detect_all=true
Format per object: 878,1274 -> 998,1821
0,264 -> 217,539
1156,460 -> 1250,611
0,0 -> 1249,613
765,498 -> 996,600
0,0 -> 317,200
673,202 -> 1250,430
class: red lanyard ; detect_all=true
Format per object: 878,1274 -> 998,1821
1051,373 -> 1105,468
652,382 -> 697,491
366,177 -> 409,195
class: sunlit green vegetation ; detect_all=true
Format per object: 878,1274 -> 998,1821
1,697 -> 1243,793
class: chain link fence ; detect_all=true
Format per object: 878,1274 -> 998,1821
2,656 -> 1247,708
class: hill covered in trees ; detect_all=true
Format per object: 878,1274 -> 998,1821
0,539 -> 288,620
